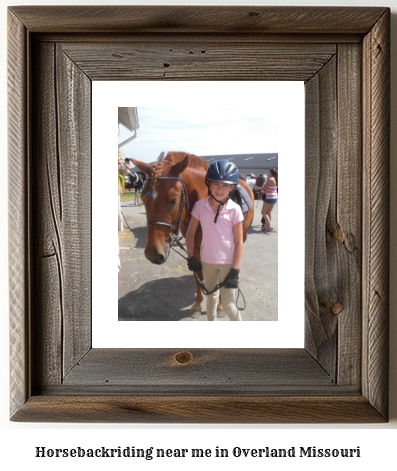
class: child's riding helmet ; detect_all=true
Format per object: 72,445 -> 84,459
205,159 -> 239,185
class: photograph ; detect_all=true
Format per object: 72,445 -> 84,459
117,106 -> 279,322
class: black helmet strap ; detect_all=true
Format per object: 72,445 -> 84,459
206,181 -> 232,223
213,199 -> 226,223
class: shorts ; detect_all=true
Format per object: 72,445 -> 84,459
264,198 -> 277,205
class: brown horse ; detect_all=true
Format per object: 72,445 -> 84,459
131,151 -> 254,316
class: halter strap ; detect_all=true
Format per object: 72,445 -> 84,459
208,192 -> 231,223
145,176 -> 189,237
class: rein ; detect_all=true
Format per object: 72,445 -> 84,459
170,235 -> 246,310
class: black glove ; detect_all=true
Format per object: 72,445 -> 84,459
224,268 -> 239,289
187,256 -> 202,272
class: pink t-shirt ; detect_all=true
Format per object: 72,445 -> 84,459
191,196 -> 244,264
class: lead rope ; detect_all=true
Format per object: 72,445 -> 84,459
169,234 -> 246,311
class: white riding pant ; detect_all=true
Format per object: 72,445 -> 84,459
201,262 -> 242,321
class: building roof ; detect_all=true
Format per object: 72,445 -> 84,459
118,107 -> 139,132
202,153 -> 278,176
130,152 -> 278,176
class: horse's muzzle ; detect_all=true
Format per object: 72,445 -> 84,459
144,245 -> 170,265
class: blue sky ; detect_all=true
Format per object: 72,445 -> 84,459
118,105 -> 280,163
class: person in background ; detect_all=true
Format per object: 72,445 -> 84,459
260,168 -> 278,232
185,160 -> 244,321
124,157 -> 133,175
124,157 -> 142,206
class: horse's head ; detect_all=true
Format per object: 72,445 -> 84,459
130,156 -> 190,265
256,175 -> 266,187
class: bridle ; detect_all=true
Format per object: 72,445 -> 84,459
145,176 -> 189,239
144,174 -> 194,278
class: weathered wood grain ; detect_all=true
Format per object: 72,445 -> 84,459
56,45 -> 92,377
304,43 -> 364,385
8,6 -> 390,423
32,42 -> 63,388
30,42 -> 92,387
362,9 -> 390,419
335,44 -> 362,386
8,6 -> 387,34
8,9 -> 29,419
62,349 -> 333,390
59,43 -> 336,81
305,56 -> 338,378
11,396 -> 385,424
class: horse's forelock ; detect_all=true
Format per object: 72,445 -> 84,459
149,160 -> 172,189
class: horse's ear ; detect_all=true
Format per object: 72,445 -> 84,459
130,158 -> 153,177
169,155 -> 190,177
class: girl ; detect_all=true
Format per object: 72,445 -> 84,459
185,160 -> 244,321
260,167 -> 278,232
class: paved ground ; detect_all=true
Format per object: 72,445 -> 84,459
118,196 -> 278,321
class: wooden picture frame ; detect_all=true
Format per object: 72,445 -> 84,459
8,6 -> 390,423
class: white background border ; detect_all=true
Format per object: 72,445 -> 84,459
92,81 -> 305,348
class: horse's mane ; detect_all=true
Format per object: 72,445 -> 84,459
149,151 -> 207,189
164,151 -> 208,171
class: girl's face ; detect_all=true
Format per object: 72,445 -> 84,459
209,181 -> 234,201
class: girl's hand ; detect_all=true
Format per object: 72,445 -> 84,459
187,256 -> 202,272
224,268 -> 239,288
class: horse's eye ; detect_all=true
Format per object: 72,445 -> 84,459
170,198 -> 178,206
